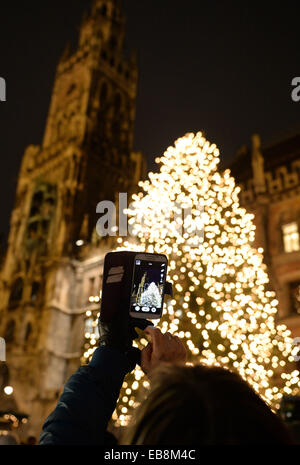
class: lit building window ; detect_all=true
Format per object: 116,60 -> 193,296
282,222 -> 300,252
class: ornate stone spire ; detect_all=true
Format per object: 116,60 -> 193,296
251,134 -> 266,195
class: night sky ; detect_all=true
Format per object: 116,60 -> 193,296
0,0 -> 299,243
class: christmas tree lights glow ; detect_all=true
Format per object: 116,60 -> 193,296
82,132 -> 300,426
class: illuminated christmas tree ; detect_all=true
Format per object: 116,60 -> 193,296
82,132 -> 300,426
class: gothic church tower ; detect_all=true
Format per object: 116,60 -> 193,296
0,0 -> 145,437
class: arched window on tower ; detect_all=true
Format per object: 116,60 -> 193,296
8,278 -> 24,309
31,282 -> 40,301
24,322 -> 32,346
109,36 -> 117,51
5,320 -> 16,344
112,93 -> 122,146
113,93 -> 121,114
26,183 -> 56,254
97,82 -> 109,142
30,190 -> 43,216
101,4 -> 107,16
100,82 -> 108,109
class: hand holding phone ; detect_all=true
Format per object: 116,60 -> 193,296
100,251 -> 169,322
98,309 -> 153,359
98,251 -> 172,367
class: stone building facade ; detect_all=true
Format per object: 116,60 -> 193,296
0,0 -> 146,437
227,131 -> 300,340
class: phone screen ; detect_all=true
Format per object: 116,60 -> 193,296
130,258 -> 167,318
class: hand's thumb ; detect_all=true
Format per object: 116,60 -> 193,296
130,318 -> 154,331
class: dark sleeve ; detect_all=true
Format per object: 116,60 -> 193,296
39,346 -> 133,445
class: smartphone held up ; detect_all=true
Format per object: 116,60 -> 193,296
100,251 -> 171,323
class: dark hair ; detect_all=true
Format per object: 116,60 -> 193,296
122,363 -> 294,445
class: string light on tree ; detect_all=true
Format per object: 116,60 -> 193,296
82,132 -> 300,426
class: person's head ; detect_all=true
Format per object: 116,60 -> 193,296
123,363 -> 293,445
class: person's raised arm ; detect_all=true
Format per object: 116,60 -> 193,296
39,312 -> 152,445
